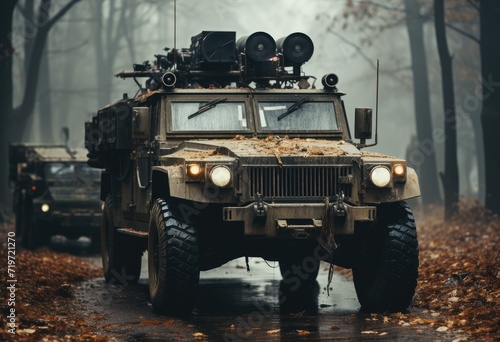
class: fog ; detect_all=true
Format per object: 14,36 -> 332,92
10,0 -> 481,198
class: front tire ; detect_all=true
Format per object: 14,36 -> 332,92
101,195 -> 142,284
148,199 -> 199,315
352,201 -> 418,312
16,192 -> 43,249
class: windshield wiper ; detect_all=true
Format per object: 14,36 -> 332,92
188,97 -> 227,119
277,96 -> 310,121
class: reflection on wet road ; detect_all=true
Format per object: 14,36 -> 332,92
76,255 -> 455,341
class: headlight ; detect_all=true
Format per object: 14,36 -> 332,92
210,166 -> 232,187
41,203 -> 50,213
370,166 -> 391,187
393,164 -> 405,177
187,164 -> 203,178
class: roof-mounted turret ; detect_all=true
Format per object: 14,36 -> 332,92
115,31 -> 338,91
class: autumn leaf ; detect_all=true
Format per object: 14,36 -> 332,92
267,329 -> 281,334
297,330 -> 311,335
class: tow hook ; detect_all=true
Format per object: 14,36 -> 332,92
253,193 -> 268,217
333,192 -> 347,218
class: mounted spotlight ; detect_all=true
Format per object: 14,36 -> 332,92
276,32 -> 314,66
322,73 -> 338,90
161,72 -> 177,88
236,32 -> 276,61
190,31 -> 237,70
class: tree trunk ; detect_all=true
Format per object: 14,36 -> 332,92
93,0 -> 133,108
434,0 -> 459,219
12,0 -> 79,136
23,0 -> 35,89
38,45 -> 54,142
93,1 -> 107,108
469,113 -> 485,201
404,0 -> 442,205
0,0 -> 18,205
480,1 -> 500,215
56,8 -> 78,132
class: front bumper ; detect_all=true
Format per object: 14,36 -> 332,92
223,201 -> 376,237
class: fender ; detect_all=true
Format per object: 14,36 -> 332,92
151,165 -> 236,203
151,166 -> 174,200
363,167 -> 420,204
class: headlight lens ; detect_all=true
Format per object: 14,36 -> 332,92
41,203 -> 50,213
210,166 -> 232,187
370,166 -> 391,187
187,164 -> 203,178
393,164 -> 405,177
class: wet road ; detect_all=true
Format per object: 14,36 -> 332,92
66,247 -> 465,342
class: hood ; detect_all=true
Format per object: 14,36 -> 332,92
46,186 -> 100,204
168,136 -> 361,161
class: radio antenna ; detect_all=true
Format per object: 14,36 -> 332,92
173,0 -> 177,70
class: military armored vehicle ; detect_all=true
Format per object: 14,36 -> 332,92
85,31 -> 420,315
9,144 -> 102,249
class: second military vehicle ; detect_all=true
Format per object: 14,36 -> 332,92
85,31 -> 420,315
9,144 -> 102,250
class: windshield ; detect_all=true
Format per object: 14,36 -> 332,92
45,163 -> 101,185
171,102 -> 249,131
257,101 -> 338,131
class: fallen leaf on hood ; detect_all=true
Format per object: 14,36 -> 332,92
297,330 -> 311,335
267,329 -> 281,334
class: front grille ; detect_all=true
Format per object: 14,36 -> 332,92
245,165 -> 352,199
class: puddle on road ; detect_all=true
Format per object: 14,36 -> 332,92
78,257 -> 466,341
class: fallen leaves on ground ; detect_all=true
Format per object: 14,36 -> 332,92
335,201 -> 499,340
412,202 -> 500,340
0,223 -> 103,342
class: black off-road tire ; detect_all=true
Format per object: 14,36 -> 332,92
148,199 -> 199,315
14,190 -> 27,245
352,201 -> 419,312
101,195 -> 142,284
279,248 -> 320,285
16,193 -> 43,249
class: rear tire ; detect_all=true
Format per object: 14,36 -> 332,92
101,195 -> 142,284
148,199 -> 199,315
352,201 -> 418,312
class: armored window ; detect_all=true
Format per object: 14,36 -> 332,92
45,163 -> 100,184
170,102 -> 249,132
257,101 -> 338,131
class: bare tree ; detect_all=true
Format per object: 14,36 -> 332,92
480,1 -> 500,214
434,0 -> 459,219
403,0 -> 442,205
0,0 -> 18,204
11,0 -> 81,136
0,0 -> 80,204
331,0 -> 442,204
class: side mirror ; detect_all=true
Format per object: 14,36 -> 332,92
354,108 -> 372,145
